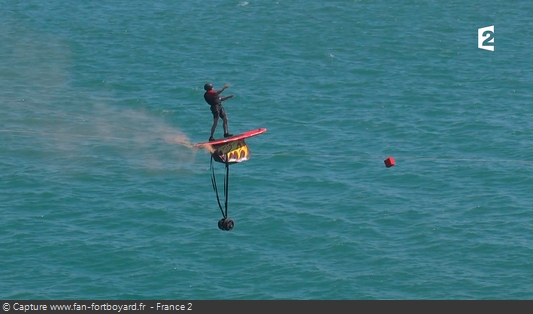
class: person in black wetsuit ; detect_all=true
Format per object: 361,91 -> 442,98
203,83 -> 234,141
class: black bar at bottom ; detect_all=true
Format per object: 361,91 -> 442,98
1,300 -> 531,314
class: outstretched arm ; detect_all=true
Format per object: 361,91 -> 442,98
221,94 -> 234,102
216,84 -> 231,95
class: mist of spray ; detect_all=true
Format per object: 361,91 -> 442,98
0,23 -> 216,173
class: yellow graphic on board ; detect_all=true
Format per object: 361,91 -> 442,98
217,139 -> 250,163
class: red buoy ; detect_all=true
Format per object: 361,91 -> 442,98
384,157 -> 395,168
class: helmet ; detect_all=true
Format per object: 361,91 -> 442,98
204,83 -> 213,91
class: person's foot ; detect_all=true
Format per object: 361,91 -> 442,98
224,133 -> 233,138
209,136 -> 215,141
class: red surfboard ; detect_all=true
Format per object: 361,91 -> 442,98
194,128 -> 267,147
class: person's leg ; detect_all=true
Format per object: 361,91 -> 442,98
210,117 -> 219,133
209,107 -> 220,140
223,116 -> 229,135
209,120 -> 218,140
221,107 -> 232,137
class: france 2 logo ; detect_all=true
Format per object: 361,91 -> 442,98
478,25 -> 494,51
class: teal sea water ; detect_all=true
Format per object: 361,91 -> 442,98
1,1 -> 532,300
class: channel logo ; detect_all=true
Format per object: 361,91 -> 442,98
478,25 -> 494,51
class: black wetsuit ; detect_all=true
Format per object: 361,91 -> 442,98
204,90 -> 226,119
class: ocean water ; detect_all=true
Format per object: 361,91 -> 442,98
1,1 -> 532,300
